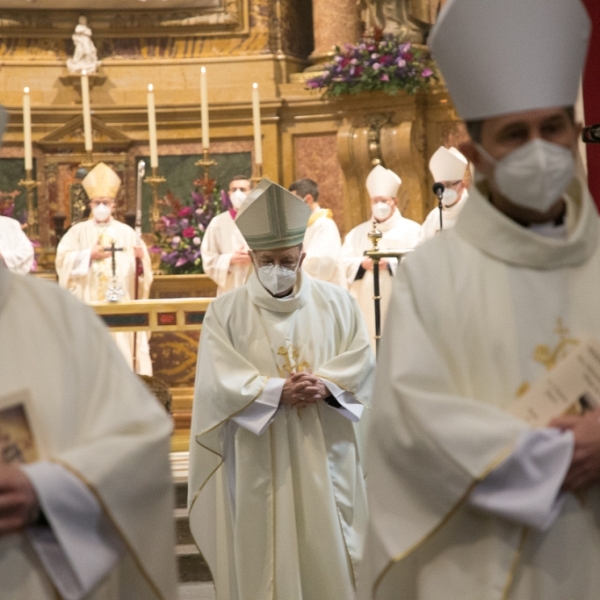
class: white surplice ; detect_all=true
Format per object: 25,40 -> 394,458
0,215 -> 34,275
360,178 -> 600,600
55,217 -> 153,375
417,190 -> 469,244
188,272 -> 375,600
302,208 -> 347,287
341,209 -> 421,347
200,211 -> 251,296
0,265 -> 176,600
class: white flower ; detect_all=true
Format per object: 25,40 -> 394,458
172,236 -> 181,244
193,236 -> 201,246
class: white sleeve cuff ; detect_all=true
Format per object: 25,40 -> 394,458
320,378 -> 364,422
21,461 -> 124,600
231,378 -> 284,435
468,428 -> 574,531
70,249 -> 92,278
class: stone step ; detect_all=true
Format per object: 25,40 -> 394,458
175,508 -> 195,546
177,544 -> 212,583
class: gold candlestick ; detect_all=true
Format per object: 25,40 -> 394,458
80,151 -> 95,169
144,167 -> 166,231
195,148 -> 217,183
18,169 -> 40,241
250,162 -> 263,185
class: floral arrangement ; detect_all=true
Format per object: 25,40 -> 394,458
306,35 -> 435,97
0,190 -> 24,221
154,177 -> 231,275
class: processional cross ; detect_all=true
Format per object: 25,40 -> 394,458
104,242 -> 125,303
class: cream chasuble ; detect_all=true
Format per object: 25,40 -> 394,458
360,178 -> 600,600
0,266 -> 176,599
341,209 -> 421,347
417,191 -> 469,244
55,218 -> 153,375
188,273 -> 374,600
0,216 -> 34,275
302,209 -> 347,287
200,211 -> 251,295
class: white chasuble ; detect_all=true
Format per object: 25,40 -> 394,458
55,218 -> 153,375
341,209 -> 421,347
200,211 -> 251,296
0,215 -> 34,275
417,191 -> 468,244
302,209 -> 347,287
360,178 -> 600,600
0,266 -> 176,599
189,273 -> 375,600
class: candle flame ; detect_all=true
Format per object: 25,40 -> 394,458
201,66 -> 206,73
24,87 -> 30,94
82,70 -> 87,76
148,84 -> 154,92
252,83 -> 258,89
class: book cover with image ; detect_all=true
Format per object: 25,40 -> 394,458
0,390 -> 38,465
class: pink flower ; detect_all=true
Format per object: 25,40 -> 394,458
178,207 -> 192,218
381,74 -> 390,82
182,227 -> 196,238
193,236 -> 201,245
421,68 -> 433,77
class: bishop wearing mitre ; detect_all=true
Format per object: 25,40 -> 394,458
341,165 -> 421,346
56,162 -> 153,374
188,180 -> 375,600
360,0 -> 600,599
418,146 -> 469,242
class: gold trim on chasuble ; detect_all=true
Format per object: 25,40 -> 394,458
276,342 -> 311,377
307,209 -> 333,228
515,318 -> 580,398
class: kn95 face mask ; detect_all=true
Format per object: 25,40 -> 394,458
372,201 -> 392,221
230,189 -> 247,210
256,264 -> 298,296
92,203 -> 111,222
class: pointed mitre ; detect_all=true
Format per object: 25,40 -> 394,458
82,162 -> 121,200
429,0 -> 591,120
429,146 -> 468,183
235,179 -> 311,250
366,165 -> 402,199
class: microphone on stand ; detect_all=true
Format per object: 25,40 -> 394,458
432,183 -> 445,231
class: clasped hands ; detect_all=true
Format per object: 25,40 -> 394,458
90,244 -> 144,261
280,372 -> 328,409
361,257 -> 389,271
0,465 -> 39,536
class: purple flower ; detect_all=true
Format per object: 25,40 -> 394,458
396,58 -> 406,68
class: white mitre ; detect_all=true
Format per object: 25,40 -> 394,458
429,146 -> 468,183
429,0 -> 591,120
366,165 -> 401,199
235,179 -> 311,250
82,162 -> 121,200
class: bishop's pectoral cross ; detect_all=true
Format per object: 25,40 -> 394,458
103,242 -> 125,303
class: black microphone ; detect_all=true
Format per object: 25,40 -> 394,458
432,182 -> 445,199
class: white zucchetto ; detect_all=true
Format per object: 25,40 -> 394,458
429,146 -> 468,183
429,0 -> 591,120
366,165 -> 402,199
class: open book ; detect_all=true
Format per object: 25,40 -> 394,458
0,389 -> 38,465
506,338 -> 600,427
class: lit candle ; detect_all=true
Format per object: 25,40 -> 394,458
252,83 -> 263,165
200,66 -> 209,150
147,84 -> 159,169
23,87 -> 32,171
81,70 -> 93,152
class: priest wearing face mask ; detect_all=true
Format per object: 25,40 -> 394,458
188,180 -> 374,600
341,164 -> 421,347
418,145 -> 469,243
360,1 -> 600,599
289,177 -> 347,287
200,174 -> 252,296
55,162 -> 153,375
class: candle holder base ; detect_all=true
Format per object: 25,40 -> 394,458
195,149 -> 217,182
79,151 -> 95,169
18,172 -> 40,242
144,168 -> 167,231
250,163 -> 264,185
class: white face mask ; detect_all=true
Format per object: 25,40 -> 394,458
477,139 -> 575,213
441,188 -> 459,208
256,264 -> 298,296
92,204 -> 111,222
372,201 -> 392,221
230,189 -> 247,210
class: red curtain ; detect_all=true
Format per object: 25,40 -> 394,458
583,0 -> 600,208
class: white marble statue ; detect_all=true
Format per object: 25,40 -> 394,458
66,16 -> 101,74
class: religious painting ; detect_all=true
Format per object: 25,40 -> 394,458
0,390 -> 39,466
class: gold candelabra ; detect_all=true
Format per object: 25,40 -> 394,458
195,148 -> 217,183
144,167 -> 166,230
251,162 -> 264,185
18,170 -> 40,241
79,151 -> 95,169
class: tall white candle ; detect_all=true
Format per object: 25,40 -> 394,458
81,70 -> 93,152
23,87 -> 32,171
200,66 -> 209,150
147,84 -> 159,169
252,83 -> 263,165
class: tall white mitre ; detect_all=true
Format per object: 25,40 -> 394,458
429,0 -> 591,120
82,162 -> 121,200
429,146 -> 468,182
366,165 -> 402,199
235,178 -> 311,250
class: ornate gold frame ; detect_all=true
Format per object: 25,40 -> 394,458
0,0 -> 248,38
